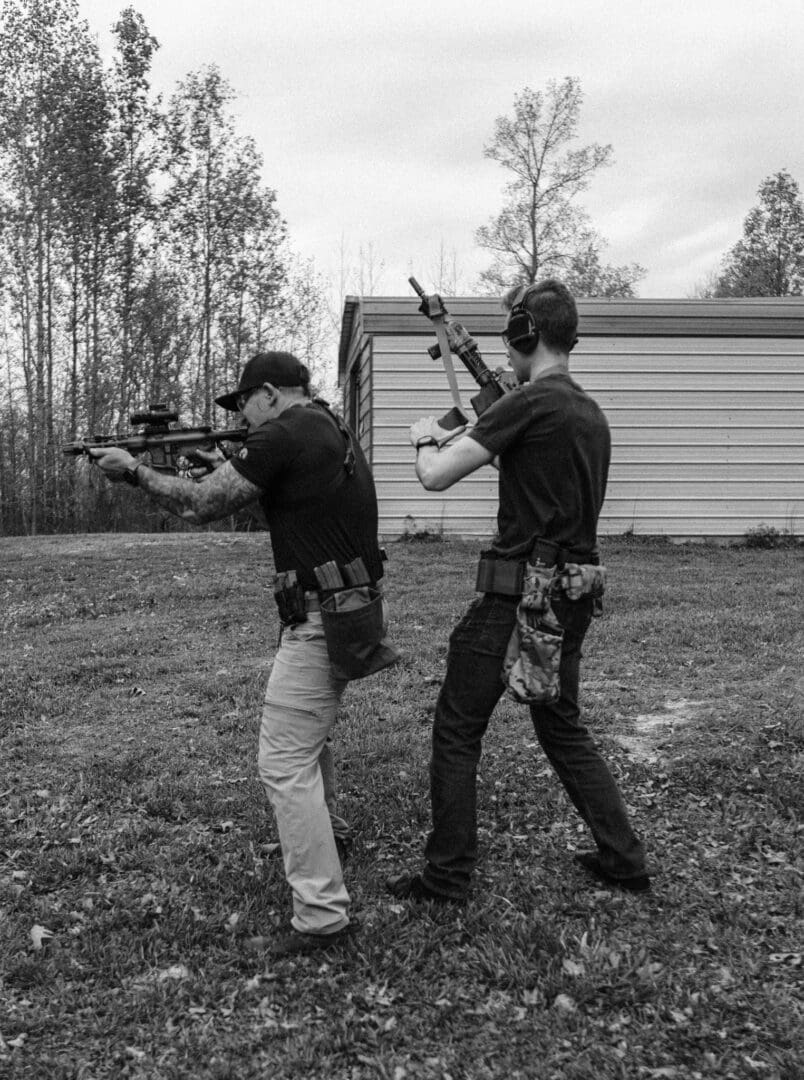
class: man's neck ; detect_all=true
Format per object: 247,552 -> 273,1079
276,392 -> 312,414
527,351 -> 569,382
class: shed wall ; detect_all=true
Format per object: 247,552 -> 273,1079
341,299 -> 804,540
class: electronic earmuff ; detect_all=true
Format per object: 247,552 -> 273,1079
503,287 -> 540,353
503,285 -> 580,353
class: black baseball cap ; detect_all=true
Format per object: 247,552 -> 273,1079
215,351 -> 308,411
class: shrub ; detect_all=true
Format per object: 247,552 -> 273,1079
742,523 -> 799,549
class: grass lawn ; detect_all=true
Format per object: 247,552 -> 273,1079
1,533 -> 802,1080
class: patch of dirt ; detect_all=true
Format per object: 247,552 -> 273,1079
614,698 -> 705,763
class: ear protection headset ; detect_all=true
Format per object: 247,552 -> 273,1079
502,287 -> 540,353
502,284 -> 579,353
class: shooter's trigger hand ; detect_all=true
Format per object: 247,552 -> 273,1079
186,446 -> 227,478
495,367 -> 520,392
88,446 -> 137,481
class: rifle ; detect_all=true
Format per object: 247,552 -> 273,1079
409,277 -> 511,430
62,404 -> 247,475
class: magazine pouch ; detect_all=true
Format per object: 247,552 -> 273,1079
503,564 -> 564,704
320,586 -> 400,680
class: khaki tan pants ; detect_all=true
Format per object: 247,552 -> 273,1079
257,612 -> 351,935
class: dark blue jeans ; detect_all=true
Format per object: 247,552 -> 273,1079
422,592 -> 646,899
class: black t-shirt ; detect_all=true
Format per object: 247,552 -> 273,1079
230,401 -> 383,590
468,370 -> 610,558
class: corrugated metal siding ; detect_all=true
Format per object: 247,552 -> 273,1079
340,298 -> 804,539
371,334 -> 499,538
576,337 -> 802,536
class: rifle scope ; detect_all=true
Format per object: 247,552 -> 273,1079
130,403 -> 179,427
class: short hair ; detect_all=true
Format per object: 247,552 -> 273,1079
502,278 -> 578,353
296,362 -> 312,398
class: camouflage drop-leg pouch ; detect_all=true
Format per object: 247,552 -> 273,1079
502,565 -> 564,705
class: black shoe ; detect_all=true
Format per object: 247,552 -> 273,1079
385,872 -> 466,906
335,835 -> 353,866
247,921 -> 357,958
574,852 -> 651,893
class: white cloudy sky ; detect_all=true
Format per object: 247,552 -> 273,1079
80,0 -> 804,299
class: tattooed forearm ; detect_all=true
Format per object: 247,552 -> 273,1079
138,461 -> 261,523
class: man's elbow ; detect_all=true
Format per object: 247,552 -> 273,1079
181,500 -> 223,525
417,465 -> 453,492
178,507 -> 206,525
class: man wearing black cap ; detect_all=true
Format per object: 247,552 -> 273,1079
90,351 -> 387,956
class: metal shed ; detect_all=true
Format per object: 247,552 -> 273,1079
338,296 -> 804,540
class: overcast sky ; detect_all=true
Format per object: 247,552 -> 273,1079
80,0 -> 804,301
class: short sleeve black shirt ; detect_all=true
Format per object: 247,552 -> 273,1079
229,402 -> 383,589
467,371 -> 610,558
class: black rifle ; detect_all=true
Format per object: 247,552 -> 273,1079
62,404 -> 247,475
409,277 -> 510,423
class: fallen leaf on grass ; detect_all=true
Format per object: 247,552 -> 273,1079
552,993 -> 576,1013
29,924 -> 53,950
157,965 -> 190,982
768,952 -> 801,966
562,959 -> 585,976
637,961 -> 663,980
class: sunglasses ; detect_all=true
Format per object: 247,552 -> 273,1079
236,388 -> 260,411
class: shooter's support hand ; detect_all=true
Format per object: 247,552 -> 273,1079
410,415 -> 468,449
88,446 -> 140,483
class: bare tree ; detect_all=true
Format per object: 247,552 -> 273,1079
685,268 -> 721,299
426,239 -> 465,295
476,79 -> 644,296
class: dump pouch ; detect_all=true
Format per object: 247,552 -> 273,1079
320,586 -> 400,680
502,563 -> 564,704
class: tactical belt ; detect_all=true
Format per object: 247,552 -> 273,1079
476,541 -> 594,597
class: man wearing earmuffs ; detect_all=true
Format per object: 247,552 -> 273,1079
388,279 -> 650,905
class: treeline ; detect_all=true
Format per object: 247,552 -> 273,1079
0,0 -> 328,536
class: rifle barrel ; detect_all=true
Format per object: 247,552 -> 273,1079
62,427 -> 247,456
